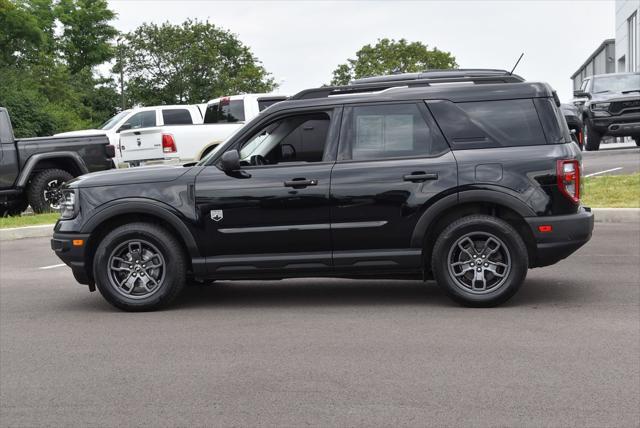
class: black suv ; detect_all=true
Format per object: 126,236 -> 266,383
51,69 -> 594,311
573,72 -> 640,151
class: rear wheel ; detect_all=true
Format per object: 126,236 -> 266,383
431,215 -> 528,307
27,168 -> 73,213
583,121 -> 601,151
93,222 -> 187,311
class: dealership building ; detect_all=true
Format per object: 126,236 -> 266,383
571,0 -> 639,90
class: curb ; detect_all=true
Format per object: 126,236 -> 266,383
0,209 -> 638,242
0,224 -> 55,242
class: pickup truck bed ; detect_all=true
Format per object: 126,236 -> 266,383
1,107 -> 114,215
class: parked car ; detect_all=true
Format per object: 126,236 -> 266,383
51,69 -> 593,311
0,107 -> 114,215
55,95 -> 288,167
573,72 -> 640,151
560,103 -> 583,149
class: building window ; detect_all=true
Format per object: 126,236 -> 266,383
629,12 -> 638,72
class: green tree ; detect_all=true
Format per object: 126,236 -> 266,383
119,19 -> 276,106
0,0 -> 43,65
56,0 -> 118,73
0,0 -> 119,136
330,38 -> 457,85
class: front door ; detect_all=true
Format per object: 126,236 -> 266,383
118,110 -> 162,163
195,107 -> 341,276
330,102 -> 457,272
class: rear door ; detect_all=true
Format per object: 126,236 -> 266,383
330,102 -> 457,272
119,110 -> 163,162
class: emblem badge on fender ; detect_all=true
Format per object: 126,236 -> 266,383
210,210 -> 223,222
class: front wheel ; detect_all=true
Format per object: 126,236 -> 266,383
93,222 -> 187,311
431,215 -> 528,307
583,121 -> 601,151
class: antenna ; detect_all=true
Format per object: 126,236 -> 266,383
509,53 -> 524,75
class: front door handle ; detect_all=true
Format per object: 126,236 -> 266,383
403,172 -> 438,182
284,178 -> 318,188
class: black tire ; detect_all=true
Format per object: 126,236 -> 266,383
634,136 -> 640,147
431,215 -> 528,307
583,120 -> 601,151
0,198 -> 28,217
93,222 -> 187,311
27,169 -> 73,213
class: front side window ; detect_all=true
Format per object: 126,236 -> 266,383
121,111 -> 156,130
162,109 -> 192,125
238,112 -> 331,166
204,99 -> 245,123
341,103 -> 448,161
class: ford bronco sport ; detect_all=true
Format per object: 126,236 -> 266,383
51,69 -> 594,311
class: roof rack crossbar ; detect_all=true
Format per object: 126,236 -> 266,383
291,74 -> 524,100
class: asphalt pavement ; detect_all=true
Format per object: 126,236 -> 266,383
1,224 -> 639,427
582,146 -> 640,176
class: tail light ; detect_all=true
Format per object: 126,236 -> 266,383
557,159 -> 580,204
162,134 -> 177,153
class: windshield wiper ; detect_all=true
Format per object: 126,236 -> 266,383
621,89 -> 640,94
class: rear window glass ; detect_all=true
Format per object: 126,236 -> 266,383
428,99 -> 546,149
258,98 -> 286,112
204,100 -> 245,123
162,109 -> 193,125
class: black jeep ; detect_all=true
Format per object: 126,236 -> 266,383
51,69 -> 594,311
573,72 -> 640,151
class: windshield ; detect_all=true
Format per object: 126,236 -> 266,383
100,110 -> 131,130
592,74 -> 640,93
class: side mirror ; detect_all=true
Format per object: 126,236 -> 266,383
573,90 -> 591,99
118,123 -> 132,133
220,149 -> 241,172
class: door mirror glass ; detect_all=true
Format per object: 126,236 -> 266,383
220,149 -> 241,172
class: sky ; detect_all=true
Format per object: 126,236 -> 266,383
108,0 -> 616,102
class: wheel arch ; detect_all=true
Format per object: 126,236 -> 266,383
81,199 -> 202,280
412,189 -> 538,273
16,152 -> 88,188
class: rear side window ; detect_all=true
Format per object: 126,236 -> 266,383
203,100 -> 245,123
428,99 -> 546,149
340,103 -> 449,161
162,109 -> 193,125
258,98 -> 286,112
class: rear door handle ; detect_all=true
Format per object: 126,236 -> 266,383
403,172 -> 438,182
284,178 -> 318,188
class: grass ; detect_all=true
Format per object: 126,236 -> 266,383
0,173 -> 637,228
0,212 -> 60,229
582,173 -> 640,208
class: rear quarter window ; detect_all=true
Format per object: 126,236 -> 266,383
428,99 -> 547,149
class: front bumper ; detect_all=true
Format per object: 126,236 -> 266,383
525,207 -> 594,267
51,232 -> 92,286
590,112 -> 640,136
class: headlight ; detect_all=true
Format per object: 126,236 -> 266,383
590,102 -> 611,111
59,190 -> 79,219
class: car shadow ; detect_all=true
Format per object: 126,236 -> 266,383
56,276 -> 591,313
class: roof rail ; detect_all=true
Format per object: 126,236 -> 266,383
291,70 -> 525,101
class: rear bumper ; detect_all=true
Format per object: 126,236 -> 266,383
51,232 -> 92,285
525,207 -> 594,267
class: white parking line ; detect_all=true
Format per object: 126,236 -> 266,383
38,264 -> 66,270
585,167 -> 623,178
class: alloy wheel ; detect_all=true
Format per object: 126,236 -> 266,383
107,239 -> 166,299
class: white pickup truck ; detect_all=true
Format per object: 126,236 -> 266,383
55,94 -> 287,167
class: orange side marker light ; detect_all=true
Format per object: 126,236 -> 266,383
72,239 -> 84,247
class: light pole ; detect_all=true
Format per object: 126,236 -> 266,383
116,36 -> 125,110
